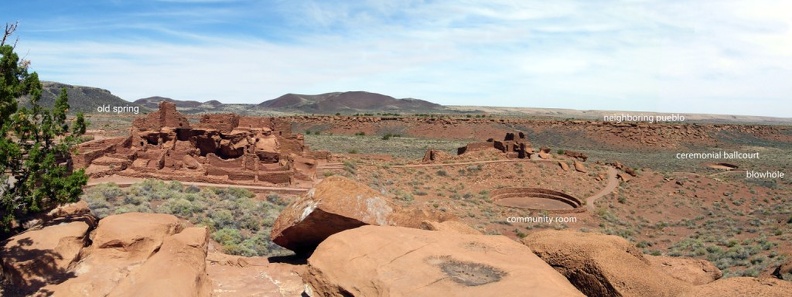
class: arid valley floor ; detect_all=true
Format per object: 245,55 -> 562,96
2,103 -> 791,296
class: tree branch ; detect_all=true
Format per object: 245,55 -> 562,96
2,22 -> 19,47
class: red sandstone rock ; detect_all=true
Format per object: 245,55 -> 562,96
563,150 -> 588,161
625,167 -> 637,176
271,176 -> 412,253
646,255 -> 722,285
559,161 -> 570,171
573,160 -> 587,173
617,172 -> 632,182
680,277 -> 792,297
43,213 -> 182,296
206,253 -> 307,297
305,226 -> 584,297
523,230 -> 693,297
107,227 -> 212,297
419,220 -> 482,235
0,221 -> 89,294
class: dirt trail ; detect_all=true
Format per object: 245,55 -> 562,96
585,167 -> 618,211
87,175 -> 309,193
390,158 -> 556,168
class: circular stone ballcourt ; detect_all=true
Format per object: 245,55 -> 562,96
491,188 -> 584,213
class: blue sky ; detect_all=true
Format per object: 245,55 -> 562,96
2,0 -> 791,117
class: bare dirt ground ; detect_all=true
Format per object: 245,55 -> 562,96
88,175 -> 309,194
586,167 -> 618,211
85,112 -> 792,279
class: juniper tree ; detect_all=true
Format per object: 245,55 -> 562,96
0,22 -> 87,231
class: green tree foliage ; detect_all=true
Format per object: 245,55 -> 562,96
0,24 -> 87,230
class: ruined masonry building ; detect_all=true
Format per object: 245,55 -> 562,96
75,102 -> 329,185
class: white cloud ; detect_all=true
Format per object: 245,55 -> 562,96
11,0 -> 792,117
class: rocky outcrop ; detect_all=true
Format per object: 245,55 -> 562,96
573,160 -> 587,173
0,221 -> 90,295
106,227 -> 211,297
769,258 -> 792,279
563,150 -> 588,161
558,161 -> 570,171
646,255 -> 722,285
40,213 -> 205,296
304,226 -> 584,297
680,277 -> 792,297
523,230 -> 692,297
270,176 -> 414,253
206,253 -> 307,297
419,220 -> 482,235
617,172 -> 632,182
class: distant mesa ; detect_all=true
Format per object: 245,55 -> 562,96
134,96 -> 205,109
22,81 -> 144,113
257,91 -> 443,113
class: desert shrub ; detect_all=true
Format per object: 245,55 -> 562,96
185,185 -> 201,193
81,180 -> 288,257
212,228 -> 243,245
98,183 -> 124,201
214,187 -> 254,202
381,133 -> 401,140
266,193 -> 289,206
160,198 -> 194,217
124,193 -> 150,206
210,209 -> 235,229
238,214 -> 261,231
343,161 -> 357,175
436,170 -> 448,177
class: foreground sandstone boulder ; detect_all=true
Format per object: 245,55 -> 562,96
271,176 -> 422,253
40,213 -> 198,296
304,225 -> 584,297
680,277 -> 792,297
646,255 -> 722,285
523,230 -> 692,297
107,227 -> 211,297
206,253 -> 306,297
0,221 -> 89,295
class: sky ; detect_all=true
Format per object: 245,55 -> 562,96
1,0 -> 791,117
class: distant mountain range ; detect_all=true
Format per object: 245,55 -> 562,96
25,82 -> 792,124
19,81 -> 146,114
258,91 -> 442,113
32,82 -> 446,115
